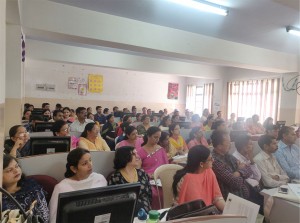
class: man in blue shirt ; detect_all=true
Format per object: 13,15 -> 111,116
94,106 -> 106,124
275,126 -> 300,180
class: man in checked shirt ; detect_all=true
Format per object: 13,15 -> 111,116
211,130 -> 254,201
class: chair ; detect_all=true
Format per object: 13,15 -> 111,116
27,175 -> 58,203
153,164 -> 183,209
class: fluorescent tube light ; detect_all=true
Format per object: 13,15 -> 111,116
168,0 -> 228,16
286,26 -> 300,37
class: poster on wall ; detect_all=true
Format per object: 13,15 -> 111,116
167,82 -> 179,100
68,77 -> 79,89
78,84 -> 87,96
88,74 -> 103,93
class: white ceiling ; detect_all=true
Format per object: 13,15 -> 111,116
49,0 -> 300,55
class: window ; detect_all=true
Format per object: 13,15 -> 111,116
227,78 -> 280,121
195,86 -> 204,115
186,83 -> 214,115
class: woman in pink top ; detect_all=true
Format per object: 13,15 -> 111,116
172,145 -> 225,211
116,126 -> 143,149
187,127 -> 209,149
137,126 -> 168,177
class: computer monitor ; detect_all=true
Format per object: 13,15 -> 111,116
123,113 -> 135,117
34,122 -> 54,132
29,136 -> 71,155
114,111 -> 124,118
276,121 -> 286,130
31,108 -> 44,116
56,183 -> 141,223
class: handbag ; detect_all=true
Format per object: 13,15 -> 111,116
166,199 -> 220,220
0,187 -> 44,223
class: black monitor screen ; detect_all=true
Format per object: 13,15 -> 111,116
31,108 -> 44,116
57,183 -> 141,223
34,122 -> 54,132
29,136 -> 70,155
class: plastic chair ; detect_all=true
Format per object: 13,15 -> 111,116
153,164 -> 183,209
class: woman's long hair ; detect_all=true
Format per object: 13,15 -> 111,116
172,145 -> 210,197
187,127 -> 201,144
141,126 -> 161,146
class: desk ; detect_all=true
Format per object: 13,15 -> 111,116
261,188 -> 300,223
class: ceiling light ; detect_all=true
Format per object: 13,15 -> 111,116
286,26 -> 300,37
168,0 -> 228,16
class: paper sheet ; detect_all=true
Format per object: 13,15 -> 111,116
223,193 -> 259,223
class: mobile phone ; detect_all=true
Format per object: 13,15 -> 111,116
278,187 -> 288,194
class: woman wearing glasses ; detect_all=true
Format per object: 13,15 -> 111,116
52,120 -> 79,150
172,145 -> 225,211
2,154 -> 49,222
108,146 -> 152,216
4,125 -> 30,158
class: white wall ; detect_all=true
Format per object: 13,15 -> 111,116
24,60 -> 187,112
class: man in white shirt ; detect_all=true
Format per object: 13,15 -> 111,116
233,134 -> 261,189
254,135 -> 289,188
70,107 -> 94,132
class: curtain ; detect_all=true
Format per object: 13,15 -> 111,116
186,85 -> 196,111
203,83 -> 214,113
227,78 -> 280,121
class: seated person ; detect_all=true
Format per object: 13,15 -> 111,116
137,127 -> 168,178
251,114 -> 265,134
245,118 -> 256,135
42,109 -> 52,122
190,114 -> 203,129
116,125 -> 143,149
214,111 -> 224,122
211,120 -> 227,132
2,155 -> 49,222
4,125 -> 30,158
48,110 -> 64,122
158,131 -> 171,160
137,115 -> 151,135
134,113 -> 142,123
22,109 -> 31,121
203,114 -> 214,131
275,126 -> 300,180
227,113 -> 236,129
70,107 -> 94,132
265,124 -> 279,139
109,146 -> 151,215
116,115 -> 132,137
211,130 -> 253,200
172,145 -> 225,211
101,114 -> 118,150
49,148 -> 107,222
263,117 -> 274,129
187,127 -> 209,149
52,120 -> 79,149
78,123 -> 110,151
158,116 -> 171,131
168,123 -> 188,158
254,135 -> 289,188
232,135 -> 261,188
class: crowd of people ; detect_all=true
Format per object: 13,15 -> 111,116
2,103 -> 300,222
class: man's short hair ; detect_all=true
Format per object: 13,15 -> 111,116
42,103 -> 49,108
278,126 -> 293,141
234,134 -> 251,152
53,109 -> 63,117
258,134 -> 275,150
75,107 -> 86,115
96,106 -> 102,110
211,130 -> 229,148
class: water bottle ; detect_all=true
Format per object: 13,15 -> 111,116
135,208 -> 147,223
146,210 -> 160,223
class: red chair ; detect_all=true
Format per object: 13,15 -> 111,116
28,175 -> 58,203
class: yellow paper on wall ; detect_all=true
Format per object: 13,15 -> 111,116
88,74 -> 103,93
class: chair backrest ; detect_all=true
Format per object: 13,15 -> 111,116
154,164 -> 183,208
27,175 -> 58,203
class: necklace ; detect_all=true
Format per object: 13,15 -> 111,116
120,168 -> 138,183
